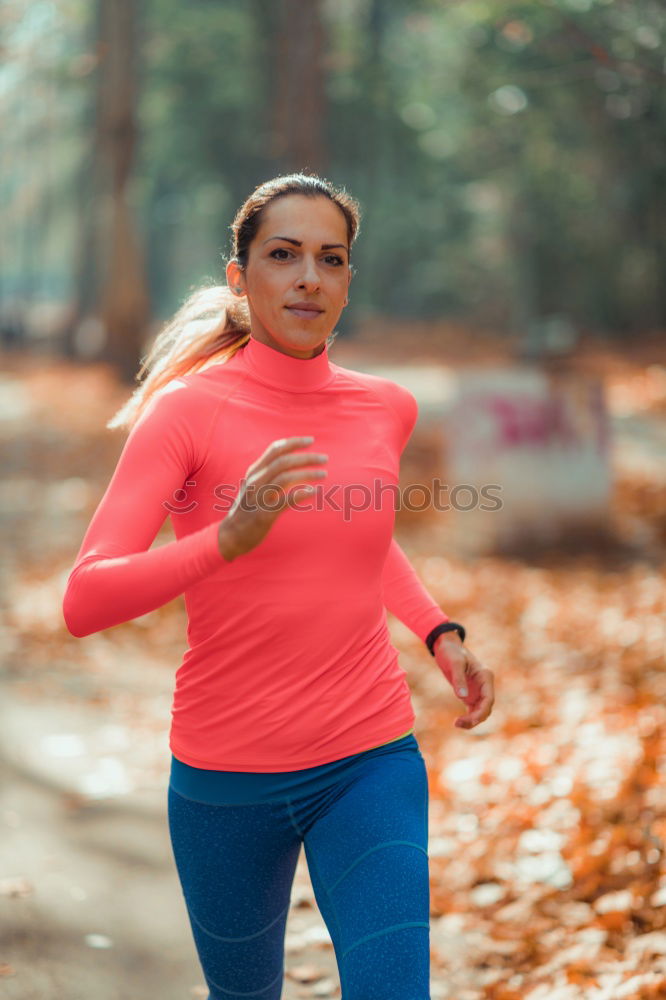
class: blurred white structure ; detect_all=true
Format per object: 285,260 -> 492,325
443,367 -> 612,554
351,360 -> 612,556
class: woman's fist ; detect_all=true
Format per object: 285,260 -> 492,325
218,436 -> 328,561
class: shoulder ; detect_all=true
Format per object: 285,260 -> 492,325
122,372 -> 231,476
133,375 -> 202,431
331,362 -> 418,429
128,373 -> 220,467
135,356 -> 245,428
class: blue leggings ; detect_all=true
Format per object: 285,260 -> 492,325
167,735 -> 431,998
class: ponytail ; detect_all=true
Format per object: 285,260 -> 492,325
106,283 -> 250,432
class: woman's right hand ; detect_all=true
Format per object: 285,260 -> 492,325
217,436 -> 328,561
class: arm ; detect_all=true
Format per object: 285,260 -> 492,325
380,379 -> 450,642
62,382 -> 227,638
381,536 -> 450,643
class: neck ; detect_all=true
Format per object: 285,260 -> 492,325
241,334 -> 335,393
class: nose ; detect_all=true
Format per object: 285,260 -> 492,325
296,255 -> 321,290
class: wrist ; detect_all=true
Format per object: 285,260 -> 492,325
434,631 -> 463,651
217,520 -> 242,562
425,621 -> 466,656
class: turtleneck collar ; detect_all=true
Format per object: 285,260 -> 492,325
241,334 -> 336,393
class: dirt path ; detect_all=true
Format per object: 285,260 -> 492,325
0,710 -> 341,1000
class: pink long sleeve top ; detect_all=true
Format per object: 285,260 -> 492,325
62,335 -> 450,771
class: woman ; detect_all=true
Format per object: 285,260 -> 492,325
63,172 -> 494,999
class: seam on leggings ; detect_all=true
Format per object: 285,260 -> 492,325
304,843 -> 349,997
285,796 -> 304,837
328,840 -> 428,892
205,963 -> 284,997
188,901 -> 290,943
423,758 -> 429,856
168,783 -> 275,808
342,920 -> 430,959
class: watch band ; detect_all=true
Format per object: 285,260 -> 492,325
425,621 -> 466,656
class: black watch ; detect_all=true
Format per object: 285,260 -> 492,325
425,621 -> 466,656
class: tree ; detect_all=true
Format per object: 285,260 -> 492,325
268,0 -> 328,174
66,0 -> 150,381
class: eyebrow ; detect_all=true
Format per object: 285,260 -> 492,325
263,236 -> 348,253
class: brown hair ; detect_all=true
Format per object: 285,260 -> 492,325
107,172 -> 362,431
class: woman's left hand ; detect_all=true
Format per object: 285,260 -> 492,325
433,634 -> 495,730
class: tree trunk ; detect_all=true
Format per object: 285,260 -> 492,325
269,0 -> 328,174
97,0 -> 150,382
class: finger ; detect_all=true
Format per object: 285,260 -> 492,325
248,436 -> 316,474
454,683 -> 489,719
275,465 -> 328,486
467,665 -> 493,698
455,710 -> 485,729
271,435 -> 315,455
285,483 -> 321,508
280,472 -> 328,507
263,455 -> 328,489
455,697 -> 493,728
249,467 -> 327,511
437,647 -> 490,705
465,690 -> 484,710
445,654 -> 469,699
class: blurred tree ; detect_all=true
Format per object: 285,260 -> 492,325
64,0 -> 150,380
268,0 -> 328,173
451,0 -> 665,337
95,0 -> 150,380
2,0 -> 664,361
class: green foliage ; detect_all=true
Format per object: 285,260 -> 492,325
4,0 -> 664,335
134,0 -> 666,333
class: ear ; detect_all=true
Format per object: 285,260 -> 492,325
226,260 -> 246,297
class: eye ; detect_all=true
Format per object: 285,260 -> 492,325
269,248 -> 345,266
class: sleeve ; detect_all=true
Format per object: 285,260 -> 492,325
393,380 -> 419,454
381,537 -> 449,643
380,378 -> 449,642
62,382 -> 226,638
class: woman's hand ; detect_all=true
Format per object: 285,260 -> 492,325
218,436 -> 328,561
433,633 -> 495,730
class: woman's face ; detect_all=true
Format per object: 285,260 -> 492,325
227,194 -> 352,359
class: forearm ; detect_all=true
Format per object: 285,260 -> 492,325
381,537 -> 450,643
63,520 -> 227,637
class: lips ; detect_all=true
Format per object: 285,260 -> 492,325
286,304 -> 324,320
